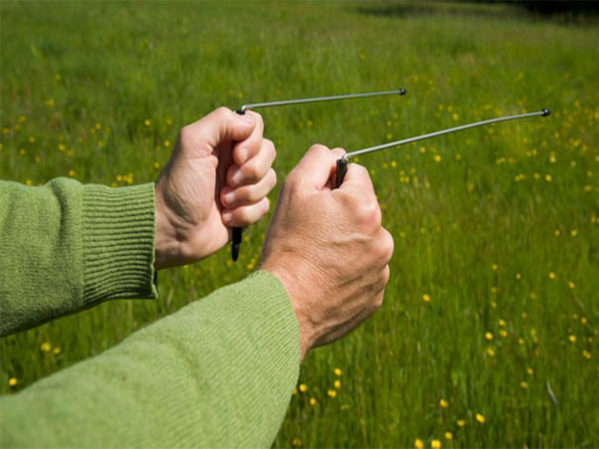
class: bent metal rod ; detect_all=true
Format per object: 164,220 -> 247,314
237,88 -> 406,114
231,88 -> 408,262
336,108 -> 551,187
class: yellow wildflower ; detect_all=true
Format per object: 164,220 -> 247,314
520,381 -> 528,389
309,397 -> 317,406
298,384 -> 307,393
8,377 -> 17,387
485,332 -> 493,340
292,437 -> 302,447
571,229 -> 578,237
548,272 -> 556,280
526,367 -> 534,376
582,350 -> 591,360
499,319 -> 506,327
500,329 -> 508,338
476,413 -> 485,424
457,419 -> 466,427
487,347 -> 495,357
422,294 -> 431,303
334,368 -> 342,376
53,347 -> 61,355
432,439 -> 441,449
445,432 -> 453,440
434,154 -> 441,162
144,119 -> 151,127
515,273 -> 522,280
334,380 -> 341,389
569,335 -> 576,343
568,281 -> 576,289
440,398 -> 449,408
40,341 -> 51,352
491,263 -> 498,271
327,389 -> 337,398
414,439 -> 424,449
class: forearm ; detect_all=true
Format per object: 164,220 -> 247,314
0,271 -> 299,448
0,179 -> 157,336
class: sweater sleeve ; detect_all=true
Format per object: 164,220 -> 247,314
0,270 -> 300,448
0,179 -> 158,336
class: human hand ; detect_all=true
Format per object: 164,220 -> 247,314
154,107 -> 276,269
260,145 -> 394,361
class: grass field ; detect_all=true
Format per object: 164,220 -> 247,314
1,1 -> 598,447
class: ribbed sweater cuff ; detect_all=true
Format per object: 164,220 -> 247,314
81,182 -> 158,305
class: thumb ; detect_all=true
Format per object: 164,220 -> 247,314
290,145 -> 346,191
189,107 -> 256,148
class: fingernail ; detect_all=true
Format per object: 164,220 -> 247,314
237,148 -> 248,163
224,192 -> 235,206
222,212 -> 232,224
231,170 -> 243,186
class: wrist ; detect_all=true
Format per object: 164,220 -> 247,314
261,262 -> 313,361
154,185 -> 182,270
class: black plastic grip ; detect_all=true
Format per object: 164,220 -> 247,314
336,158 -> 348,188
231,108 -> 245,262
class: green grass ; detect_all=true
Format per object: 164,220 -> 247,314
1,1 -> 598,447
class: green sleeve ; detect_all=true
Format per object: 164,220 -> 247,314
0,179 -> 158,336
0,270 -> 300,448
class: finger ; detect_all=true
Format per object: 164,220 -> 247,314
232,111 -> 265,165
289,144 -> 346,191
227,138 -> 276,188
221,169 -> 277,208
184,106 -> 257,149
221,197 -> 270,228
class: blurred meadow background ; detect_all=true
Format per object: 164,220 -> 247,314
1,1 -> 598,447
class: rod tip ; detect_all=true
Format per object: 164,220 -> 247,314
542,108 -> 551,117
399,88 -> 407,95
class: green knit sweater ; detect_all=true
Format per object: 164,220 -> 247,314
0,179 -> 300,448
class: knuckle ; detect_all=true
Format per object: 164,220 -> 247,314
331,147 -> 346,159
381,265 -> 391,287
356,199 -> 381,228
265,139 -> 277,159
380,229 -> 395,262
354,164 -> 370,180
309,143 -> 329,155
241,160 -> 261,181
246,110 -> 263,127
215,106 -> 232,119
267,169 -> 277,190
179,125 -> 193,143
370,291 -> 384,312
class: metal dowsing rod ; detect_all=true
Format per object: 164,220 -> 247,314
230,88 -> 408,262
335,108 -> 551,188
237,88 -> 406,114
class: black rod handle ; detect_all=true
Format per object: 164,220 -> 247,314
335,158 -> 348,188
231,108 -> 245,261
